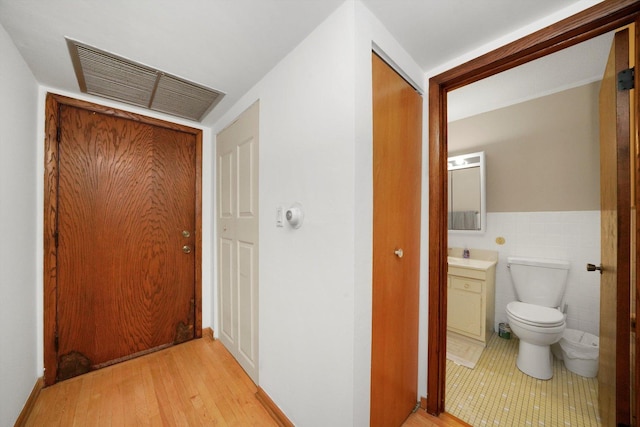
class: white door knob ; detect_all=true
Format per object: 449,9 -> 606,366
394,248 -> 404,258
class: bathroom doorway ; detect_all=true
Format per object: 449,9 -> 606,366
427,3 -> 640,425
444,33 -> 614,426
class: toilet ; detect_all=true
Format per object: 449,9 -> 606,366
506,256 -> 569,380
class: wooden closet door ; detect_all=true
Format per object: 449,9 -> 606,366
371,53 -> 423,426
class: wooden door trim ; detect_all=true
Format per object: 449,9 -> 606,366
613,28 -> 632,425
427,0 -> 640,416
636,17 -> 640,427
43,93 -> 203,386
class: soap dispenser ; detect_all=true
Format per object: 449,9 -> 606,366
463,246 -> 470,259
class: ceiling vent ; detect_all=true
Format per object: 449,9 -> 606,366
66,38 -> 224,122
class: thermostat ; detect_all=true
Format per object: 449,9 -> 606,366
286,203 -> 304,229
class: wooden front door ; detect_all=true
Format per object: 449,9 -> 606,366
371,53 -> 422,426
598,27 -> 633,427
44,94 -> 202,385
216,102 -> 260,384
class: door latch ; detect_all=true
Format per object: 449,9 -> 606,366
586,263 -> 603,274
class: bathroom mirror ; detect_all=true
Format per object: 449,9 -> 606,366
448,151 -> 486,233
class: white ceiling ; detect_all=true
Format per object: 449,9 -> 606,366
361,0 -> 591,73
448,31 -> 613,123
0,0 -> 607,126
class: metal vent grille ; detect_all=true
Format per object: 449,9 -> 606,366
67,38 -> 224,121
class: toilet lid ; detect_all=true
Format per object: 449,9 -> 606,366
506,301 -> 564,327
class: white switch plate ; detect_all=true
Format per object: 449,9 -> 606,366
276,206 -> 284,227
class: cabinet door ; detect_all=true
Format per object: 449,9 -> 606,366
448,277 -> 482,338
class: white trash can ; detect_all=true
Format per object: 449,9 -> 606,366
558,328 -> 599,378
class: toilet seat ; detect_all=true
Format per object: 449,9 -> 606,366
506,301 -> 564,327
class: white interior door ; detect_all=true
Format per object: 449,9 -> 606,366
217,102 -> 259,383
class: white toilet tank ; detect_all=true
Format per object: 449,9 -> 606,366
507,256 -> 570,307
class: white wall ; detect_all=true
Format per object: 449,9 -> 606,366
214,4 -> 357,425
0,23 -> 39,426
449,211 -> 601,336
212,2 -> 425,425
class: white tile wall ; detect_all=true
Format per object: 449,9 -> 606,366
448,211 -> 601,336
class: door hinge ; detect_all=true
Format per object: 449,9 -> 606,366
617,67 -> 634,91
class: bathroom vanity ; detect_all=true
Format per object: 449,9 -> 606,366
447,256 -> 497,346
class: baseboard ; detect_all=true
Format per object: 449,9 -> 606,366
14,377 -> 44,427
202,327 -> 214,341
256,386 -> 294,427
420,395 -> 427,410
439,412 -> 473,427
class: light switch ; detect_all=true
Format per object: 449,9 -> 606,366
276,206 -> 284,227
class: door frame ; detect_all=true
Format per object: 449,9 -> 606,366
43,93 -> 203,386
427,0 -> 640,418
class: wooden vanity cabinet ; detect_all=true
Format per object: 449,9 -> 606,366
447,263 -> 496,345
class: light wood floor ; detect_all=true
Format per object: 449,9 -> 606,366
25,335 -> 463,426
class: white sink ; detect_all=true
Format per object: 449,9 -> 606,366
447,256 -> 496,271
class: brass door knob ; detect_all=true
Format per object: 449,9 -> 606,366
586,263 -> 603,274
182,245 -> 192,254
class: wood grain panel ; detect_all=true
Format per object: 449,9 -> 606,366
23,336 -> 459,426
636,16 -> 640,427
599,31 -> 619,427
427,79 -> 449,415
599,28 -> 632,426
44,93 -> 203,385
371,53 -> 423,427
194,130 -> 203,338
43,94 -> 61,387
56,105 -> 196,375
427,0 -> 640,418
26,336 -> 279,426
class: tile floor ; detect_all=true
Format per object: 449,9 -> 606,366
446,332 -> 600,426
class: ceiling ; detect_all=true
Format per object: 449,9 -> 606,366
448,31 -> 613,123
0,0 -> 606,126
